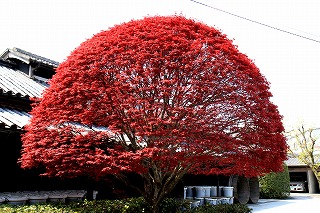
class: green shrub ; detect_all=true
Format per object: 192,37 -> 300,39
70,197 -> 180,213
259,163 -> 290,199
68,197 -> 151,213
0,203 -> 75,213
0,198 -> 252,213
0,197 -> 176,213
159,198 -> 181,213
183,204 -> 252,213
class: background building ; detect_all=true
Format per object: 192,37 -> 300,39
286,157 -> 319,193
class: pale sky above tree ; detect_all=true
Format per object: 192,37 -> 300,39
1,0 -> 320,129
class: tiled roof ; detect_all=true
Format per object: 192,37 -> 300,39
0,107 -> 31,129
0,65 -> 48,98
0,47 -> 59,67
285,157 -> 306,166
0,47 -> 54,130
286,156 -> 320,167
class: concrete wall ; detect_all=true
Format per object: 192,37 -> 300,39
307,170 -> 318,193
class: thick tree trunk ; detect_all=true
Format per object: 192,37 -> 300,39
115,163 -> 191,213
149,198 -> 161,213
141,173 -> 166,213
141,163 -> 192,213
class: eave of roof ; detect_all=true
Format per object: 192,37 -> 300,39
0,57 -> 16,68
0,47 -> 59,68
0,90 -> 31,112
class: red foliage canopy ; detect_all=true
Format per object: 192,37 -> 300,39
20,16 -> 287,179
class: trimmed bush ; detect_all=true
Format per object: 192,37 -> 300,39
186,204 -> 252,213
0,198 -> 252,213
68,197 -> 151,213
0,203 -> 76,213
259,163 -> 290,199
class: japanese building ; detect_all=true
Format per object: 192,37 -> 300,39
0,48 -> 94,192
0,48 -> 135,199
0,47 -> 60,191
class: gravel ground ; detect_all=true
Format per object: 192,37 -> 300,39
247,193 -> 320,212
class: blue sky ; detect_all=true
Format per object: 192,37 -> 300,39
1,0 -> 320,130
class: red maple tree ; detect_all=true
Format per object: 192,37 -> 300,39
20,15 -> 287,212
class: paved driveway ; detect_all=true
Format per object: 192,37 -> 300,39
247,193 -> 320,212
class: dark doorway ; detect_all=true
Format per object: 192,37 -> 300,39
289,172 -> 308,193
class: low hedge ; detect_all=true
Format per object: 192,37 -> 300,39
182,203 -> 252,213
0,197 -> 252,213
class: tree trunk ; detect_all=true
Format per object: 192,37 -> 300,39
142,172 -> 165,213
149,198 -> 161,213
141,163 -> 192,213
115,163 -> 192,213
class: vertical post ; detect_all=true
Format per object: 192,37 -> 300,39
307,169 -> 318,193
28,65 -> 33,78
217,175 -> 220,196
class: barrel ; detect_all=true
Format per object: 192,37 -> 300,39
194,186 -> 206,198
210,186 -> 217,197
223,186 -> 234,197
248,177 -> 260,204
230,175 -> 250,204
186,186 -> 194,198
203,186 -> 211,197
